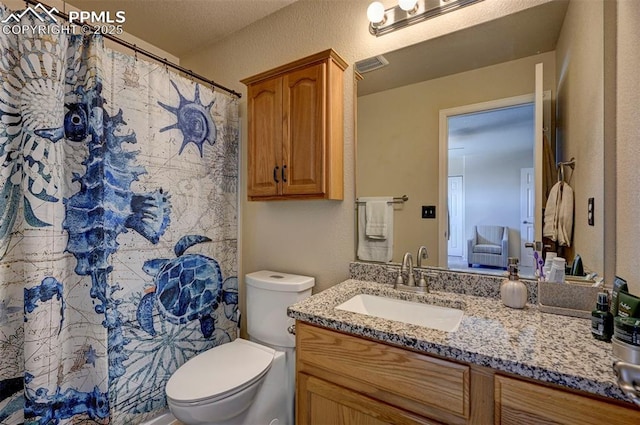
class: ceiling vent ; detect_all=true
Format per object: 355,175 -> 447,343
355,55 -> 389,74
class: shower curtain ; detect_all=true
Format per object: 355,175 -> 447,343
0,4 -> 239,424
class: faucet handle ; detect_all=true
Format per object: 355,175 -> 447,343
417,272 -> 430,293
418,271 -> 438,291
395,267 -> 404,286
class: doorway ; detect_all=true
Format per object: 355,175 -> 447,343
443,99 -> 535,274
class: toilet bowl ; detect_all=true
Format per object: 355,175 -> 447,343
165,271 -> 314,425
166,339 -> 280,424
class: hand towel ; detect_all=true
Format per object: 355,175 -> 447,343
357,197 -> 394,262
543,181 -> 574,247
365,200 -> 389,239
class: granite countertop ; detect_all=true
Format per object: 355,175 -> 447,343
287,279 -> 631,403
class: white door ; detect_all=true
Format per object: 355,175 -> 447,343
448,176 -> 464,257
520,168 -> 535,271
534,63 -> 544,241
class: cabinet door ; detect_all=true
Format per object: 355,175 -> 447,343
282,62 -> 326,196
297,373 -> 439,425
247,76 -> 283,197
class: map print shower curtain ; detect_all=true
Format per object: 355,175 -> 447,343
0,4 -> 239,424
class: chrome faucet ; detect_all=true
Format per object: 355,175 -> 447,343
416,246 -> 428,267
400,252 -> 415,287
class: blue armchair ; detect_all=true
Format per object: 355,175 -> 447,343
467,225 -> 509,269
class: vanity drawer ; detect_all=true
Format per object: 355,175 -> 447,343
495,375 -> 640,424
296,322 -> 470,420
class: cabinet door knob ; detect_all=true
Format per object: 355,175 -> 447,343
282,165 -> 287,183
273,166 -> 280,183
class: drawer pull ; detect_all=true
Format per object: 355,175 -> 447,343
273,166 -> 280,183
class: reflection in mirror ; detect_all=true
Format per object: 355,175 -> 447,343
355,0 -> 605,280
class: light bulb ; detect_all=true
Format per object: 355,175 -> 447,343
398,0 -> 418,11
367,2 -> 386,24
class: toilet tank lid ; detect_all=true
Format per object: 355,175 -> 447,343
246,270 -> 315,292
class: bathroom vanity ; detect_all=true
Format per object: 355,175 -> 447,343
288,278 -> 640,424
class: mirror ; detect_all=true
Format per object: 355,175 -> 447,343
356,0 -> 605,279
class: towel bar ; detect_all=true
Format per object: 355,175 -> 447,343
356,195 -> 408,205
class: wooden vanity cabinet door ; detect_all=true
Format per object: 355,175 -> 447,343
495,375 -> 640,424
282,62 -> 326,196
246,76 -> 283,197
297,373 -> 440,425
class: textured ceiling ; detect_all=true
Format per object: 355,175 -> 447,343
448,103 -> 535,158
65,0 -> 298,57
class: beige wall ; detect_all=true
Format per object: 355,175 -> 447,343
181,0 -> 553,306
616,0 -> 640,295
357,52 -> 555,265
555,0 -> 605,278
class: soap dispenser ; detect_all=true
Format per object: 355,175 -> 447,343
501,257 -> 527,309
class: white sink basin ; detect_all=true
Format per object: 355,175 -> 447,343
335,294 -> 463,332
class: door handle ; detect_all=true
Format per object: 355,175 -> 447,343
273,166 -> 280,183
282,165 -> 287,183
523,221 -> 533,224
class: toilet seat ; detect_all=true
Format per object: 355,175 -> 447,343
166,338 -> 275,404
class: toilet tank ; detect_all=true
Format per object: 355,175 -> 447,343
246,270 -> 314,348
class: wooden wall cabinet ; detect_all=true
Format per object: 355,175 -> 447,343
296,322 -> 640,425
241,49 -> 347,201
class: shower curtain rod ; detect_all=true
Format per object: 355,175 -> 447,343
24,0 -> 242,98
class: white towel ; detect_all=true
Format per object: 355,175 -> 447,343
543,181 -> 574,247
357,197 -> 394,262
365,200 -> 388,239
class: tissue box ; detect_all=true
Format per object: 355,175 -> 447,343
538,281 -> 601,319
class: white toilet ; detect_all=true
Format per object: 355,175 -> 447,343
165,270 -> 314,425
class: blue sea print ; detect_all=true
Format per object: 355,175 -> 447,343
23,277 -> 65,333
138,235 -> 238,338
1,6 -> 239,422
158,81 -> 217,157
0,15 -> 68,259
0,377 -> 24,423
35,81 -> 172,384
23,380 -> 109,425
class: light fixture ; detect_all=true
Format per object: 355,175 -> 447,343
367,2 -> 386,25
398,0 -> 418,13
367,0 -> 484,37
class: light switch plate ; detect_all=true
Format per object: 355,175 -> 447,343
422,205 -> 436,219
